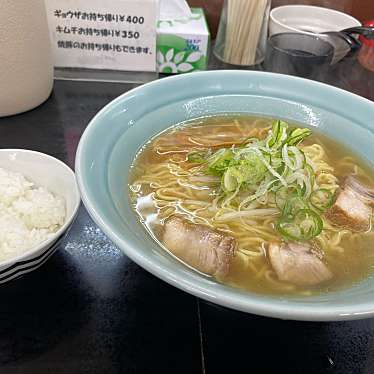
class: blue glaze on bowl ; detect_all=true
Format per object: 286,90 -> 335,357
76,71 -> 374,321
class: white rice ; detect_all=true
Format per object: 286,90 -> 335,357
0,167 -> 65,262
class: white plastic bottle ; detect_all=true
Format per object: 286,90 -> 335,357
0,0 -> 53,117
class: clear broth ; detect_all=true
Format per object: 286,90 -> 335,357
129,115 -> 374,296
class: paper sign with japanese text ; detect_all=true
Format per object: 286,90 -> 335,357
45,0 -> 158,72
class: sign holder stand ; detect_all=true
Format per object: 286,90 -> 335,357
46,0 -> 159,84
54,67 -> 158,84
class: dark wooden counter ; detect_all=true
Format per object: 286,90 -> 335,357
0,52 -> 373,374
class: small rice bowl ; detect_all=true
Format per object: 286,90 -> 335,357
0,167 -> 65,262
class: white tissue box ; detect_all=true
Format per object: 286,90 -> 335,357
156,8 -> 210,74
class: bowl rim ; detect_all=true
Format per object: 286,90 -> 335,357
0,148 -> 81,268
76,70 -> 374,321
270,5 -> 361,36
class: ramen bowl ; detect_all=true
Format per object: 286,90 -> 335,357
76,71 -> 374,321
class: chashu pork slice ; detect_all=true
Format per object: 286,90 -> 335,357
163,216 -> 236,278
326,176 -> 374,232
268,242 -> 332,286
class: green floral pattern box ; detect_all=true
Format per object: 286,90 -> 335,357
156,8 -> 210,74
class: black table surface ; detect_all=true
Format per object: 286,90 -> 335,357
0,56 -> 373,374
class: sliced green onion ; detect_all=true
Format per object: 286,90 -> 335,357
276,208 -> 323,241
288,146 -> 304,170
239,177 -> 278,206
267,120 -> 280,148
299,149 -> 307,168
222,167 -> 240,192
275,186 -> 290,210
282,196 -> 308,217
221,150 -> 269,193
276,218 -> 303,241
275,185 -> 300,210
310,189 -> 334,211
267,120 -> 288,149
207,149 -> 234,176
238,152 -> 268,184
286,128 -> 312,146
269,153 -> 283,170
294,209 -> 323,237
286,171 -> 312,198
196,120 -> 327,226
253,148 -> 287,187
187,152 -> 206,163
282,145 -> 304,171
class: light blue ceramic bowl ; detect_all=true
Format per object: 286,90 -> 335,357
76,71 -> 374,321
